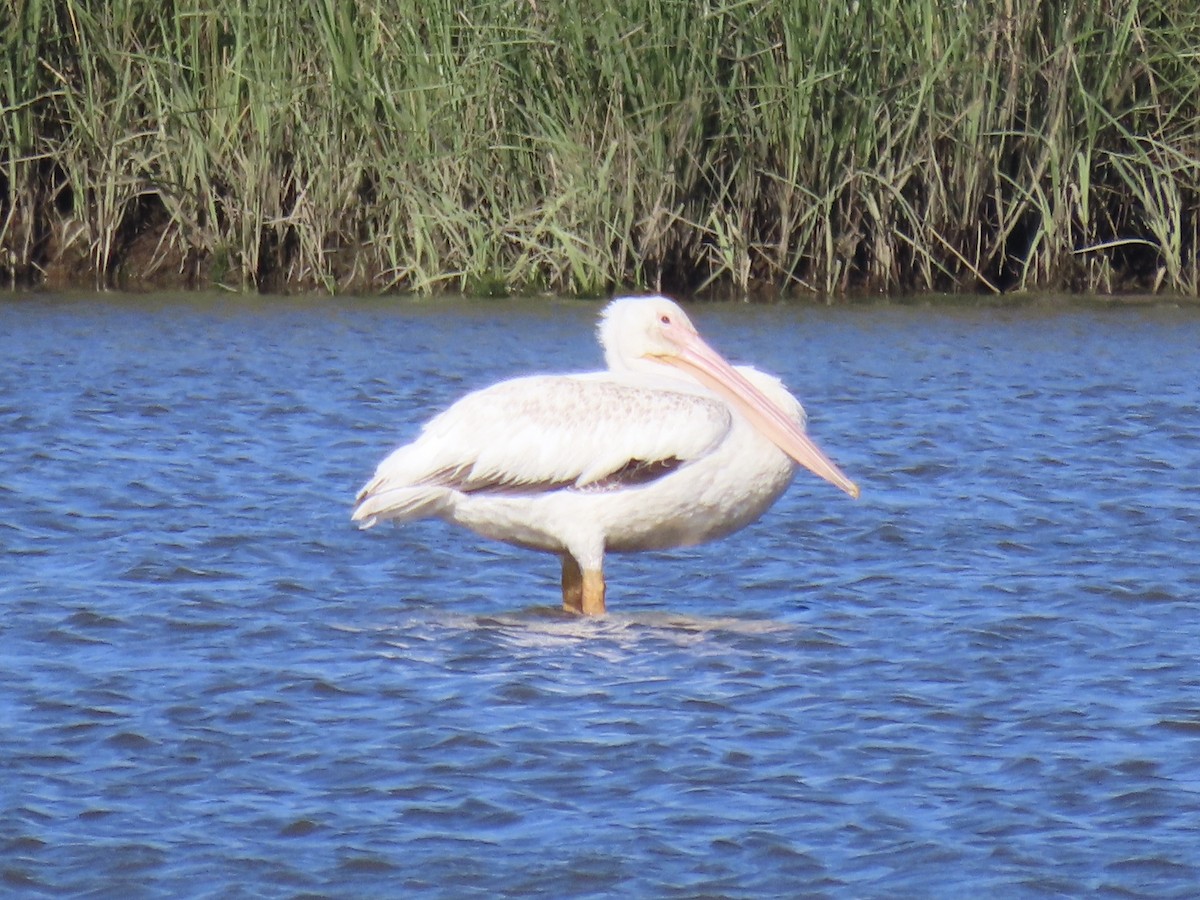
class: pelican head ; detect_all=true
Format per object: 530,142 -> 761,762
598,295 -> 859,498
599,295 -> 700,374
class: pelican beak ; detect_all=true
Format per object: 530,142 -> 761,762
657,329 -> 860,499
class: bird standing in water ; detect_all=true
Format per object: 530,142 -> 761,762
353,295 -> 858,614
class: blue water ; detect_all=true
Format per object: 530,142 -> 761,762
2,293 -> 1199,897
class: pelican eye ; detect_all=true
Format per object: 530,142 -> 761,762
659,314 -> 671,324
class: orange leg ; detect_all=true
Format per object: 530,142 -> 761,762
580,569 -> 606,616
561,555 -> 583,614
561,556 -> 606,616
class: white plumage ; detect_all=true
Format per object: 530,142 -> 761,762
354,295 -> 857,614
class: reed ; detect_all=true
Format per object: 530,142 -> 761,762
2,0 -> 1198,296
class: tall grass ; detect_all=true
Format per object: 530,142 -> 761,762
2,0 -> 1199,295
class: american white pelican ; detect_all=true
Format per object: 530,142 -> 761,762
353,295 -> 858,615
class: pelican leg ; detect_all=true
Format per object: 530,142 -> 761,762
580,569 -> 606,616
561,556 -> 606,616
561,555 -> 584,614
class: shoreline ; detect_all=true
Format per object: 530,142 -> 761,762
7,278 -> 1199,310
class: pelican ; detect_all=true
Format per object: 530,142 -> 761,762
353,295 -> 858,615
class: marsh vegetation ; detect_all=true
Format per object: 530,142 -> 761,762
2,0 -> 1198,296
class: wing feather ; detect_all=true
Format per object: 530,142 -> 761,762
356,374 -> 731,510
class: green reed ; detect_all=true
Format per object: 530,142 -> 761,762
2,0 -> 1198,295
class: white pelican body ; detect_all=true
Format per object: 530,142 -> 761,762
354,296 -> 858,614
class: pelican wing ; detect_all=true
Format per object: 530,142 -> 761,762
354,375 -> 731,522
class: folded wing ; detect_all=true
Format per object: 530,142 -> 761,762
352,375 -> 731,527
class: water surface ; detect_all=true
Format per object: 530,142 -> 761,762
2,294 -> 1199,897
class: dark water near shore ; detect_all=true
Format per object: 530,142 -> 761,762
3,293 -> 1199,897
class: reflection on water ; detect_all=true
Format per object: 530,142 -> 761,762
2,293 -> 1200,896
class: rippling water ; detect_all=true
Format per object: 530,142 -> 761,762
3,293 -> 1199,897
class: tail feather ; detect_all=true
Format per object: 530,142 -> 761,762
351,486 -> 450,529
